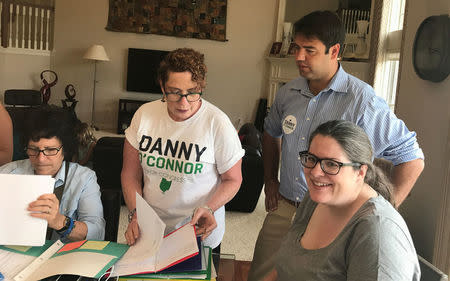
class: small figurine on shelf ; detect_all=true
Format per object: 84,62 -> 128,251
61,84 -> 78,111
40,70 -> 58,104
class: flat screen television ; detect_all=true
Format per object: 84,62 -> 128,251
126,48 -> 169,94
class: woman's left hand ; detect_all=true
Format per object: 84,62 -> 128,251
190,207 -> 217,240
28,193 -> 65,229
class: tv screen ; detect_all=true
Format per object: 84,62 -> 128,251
126,48 -> 169,94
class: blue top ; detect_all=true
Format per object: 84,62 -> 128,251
264,65 -> 424,202
0,160 -> 105,241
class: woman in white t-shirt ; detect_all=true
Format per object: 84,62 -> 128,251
121,48 -> 244,252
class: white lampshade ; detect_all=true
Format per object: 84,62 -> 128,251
83,44 -> 110,61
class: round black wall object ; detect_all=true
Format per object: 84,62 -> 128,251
412,14 -> 450,83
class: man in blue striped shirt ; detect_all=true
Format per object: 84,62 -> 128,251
248,11 -> 425,281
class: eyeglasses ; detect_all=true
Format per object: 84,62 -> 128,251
164,90 -> 202,102
26,145 -> 63,156
299,151 -> 361,175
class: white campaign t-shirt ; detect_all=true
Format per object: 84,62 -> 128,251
125,99 -> 244,248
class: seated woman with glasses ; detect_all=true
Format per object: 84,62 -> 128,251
264,120 -> 420,281
0,107 -> 105,242
121,48 -> 244,255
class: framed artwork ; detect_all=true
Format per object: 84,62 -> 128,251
269,42 -> 282,56
106,0 -> 227,42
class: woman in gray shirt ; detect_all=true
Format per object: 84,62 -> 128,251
264,120 -> 420,281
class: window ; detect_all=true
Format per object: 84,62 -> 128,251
373,0 -> 406,111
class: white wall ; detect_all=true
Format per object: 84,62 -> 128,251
284,0 -> 338,23
0,50 -> 50,103
396,0 -> 450,264
51,0 -> 277,131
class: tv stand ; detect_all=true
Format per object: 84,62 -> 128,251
117,98 -> 156,134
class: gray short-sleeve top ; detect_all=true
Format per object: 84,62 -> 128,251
275,193 -> 420,281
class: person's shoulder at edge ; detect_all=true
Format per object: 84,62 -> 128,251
0,159 -> 32,174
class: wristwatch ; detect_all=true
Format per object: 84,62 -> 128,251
56,216 -> 71,234
128,208 -> 136,223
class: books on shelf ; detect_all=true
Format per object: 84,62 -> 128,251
0,239 -> 128,281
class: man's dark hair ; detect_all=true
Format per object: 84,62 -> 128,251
293,10 -> 346,54
23,105 -> 78,160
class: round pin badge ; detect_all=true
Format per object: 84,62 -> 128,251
282,115 -> 297,134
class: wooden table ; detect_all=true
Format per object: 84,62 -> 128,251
217,257 -> 251,281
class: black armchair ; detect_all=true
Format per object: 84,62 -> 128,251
100,188 -> 121,242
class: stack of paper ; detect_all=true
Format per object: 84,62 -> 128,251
118,244 -> 216,281
110,194 -> 200,277
0,239 -> 129,281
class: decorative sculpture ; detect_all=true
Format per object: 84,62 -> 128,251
39,70 -> 58,104
61,84 -> 78,111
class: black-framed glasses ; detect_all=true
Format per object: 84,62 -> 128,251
164,90 -> 203,102
25,145 -> 63,156
299,151 -> 361,175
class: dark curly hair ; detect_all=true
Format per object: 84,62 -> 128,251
23,105 -> 78,161
157,48 -> 207,89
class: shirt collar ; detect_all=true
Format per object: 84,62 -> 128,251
53,161 -> 67,188
290,63 -> 349,95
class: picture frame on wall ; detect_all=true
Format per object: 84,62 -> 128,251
269,42 -> 282,56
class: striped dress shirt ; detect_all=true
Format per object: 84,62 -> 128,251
264,65 -> 424,203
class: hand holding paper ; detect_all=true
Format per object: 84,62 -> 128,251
190,207 -> 217,240
0,174 -> 54,246
27,193 -> 65,230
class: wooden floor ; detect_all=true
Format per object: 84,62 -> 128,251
217,259 -> 252,281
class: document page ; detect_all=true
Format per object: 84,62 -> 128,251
111,193 -> 165,276
155,224 -> 198,271
0,174 -> 54,246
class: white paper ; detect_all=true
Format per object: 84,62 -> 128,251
112,193 -> 166,275
156,224 -> 199,271
111,193 -> 198,277
0,174 -> 54,246
0,249 -> 36,280
29,252 -> 115,281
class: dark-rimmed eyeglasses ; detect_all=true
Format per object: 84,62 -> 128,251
25,145 -> 63,157
299,151 -> 361,175
164,90 -> 203,102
